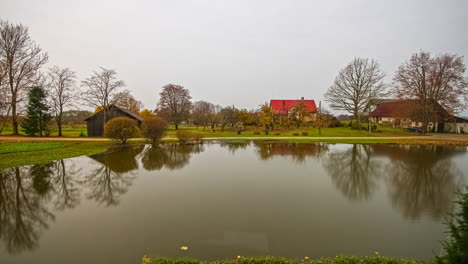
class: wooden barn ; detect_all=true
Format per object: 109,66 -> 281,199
84,105 -> 143,137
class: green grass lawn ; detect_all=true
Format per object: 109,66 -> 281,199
164,124 -> 415,138
1,124 -> 415,139
0,141 -> 110,170
0,125 -> 87,137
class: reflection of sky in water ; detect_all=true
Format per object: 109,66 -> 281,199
0,142 -> 467,264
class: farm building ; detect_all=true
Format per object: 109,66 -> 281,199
369,99 -> 467,133
84,105 -> 143,137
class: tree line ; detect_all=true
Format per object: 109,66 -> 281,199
1,20 -> 467,137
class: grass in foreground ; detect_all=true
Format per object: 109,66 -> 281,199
139,256 -> 425,264
0,141 -> 111,170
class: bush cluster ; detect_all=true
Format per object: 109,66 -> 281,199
141,117 -> 168,145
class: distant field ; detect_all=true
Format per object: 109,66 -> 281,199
1,123 -> 415,138
164,123 -> 415,138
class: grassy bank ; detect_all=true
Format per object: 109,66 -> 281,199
2,124 -> 414,138
1,136 -> 467,170
0,141 -> 110,170
139,256 -> 424,264
165,124 -> 413,138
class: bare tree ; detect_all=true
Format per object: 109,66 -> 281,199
393,51 -> 467,134
158,84 -> 192,129
219,106 -> 237,131
191,100 -> 212,129
325,58 -> 385,125
0,76 -> 11,133
0,20 -> 48,134
81,67 -> 126,123
114,90 -> 144,115
47,66 -> 77,136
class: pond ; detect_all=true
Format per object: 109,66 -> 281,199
0,142 -> 467,264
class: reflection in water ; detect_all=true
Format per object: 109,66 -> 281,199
0,142 -> 466,260
374,145 -> 463,220
85,145 -> 144,206
51,160 -> 81,210
253,141 -> 329,163
141,143 -> 205,171
218,141 -> 250,154
324,144 -> 380,201
0,167 -> 55,254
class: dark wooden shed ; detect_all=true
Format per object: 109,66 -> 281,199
84,105 -> 143,137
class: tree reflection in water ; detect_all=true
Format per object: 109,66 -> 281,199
85,145 -> 144,206
141,143 -> 205,171
324,144 -> 380,201
0,167 -> 55,254
218,141 -> 250,154
51,160 -> 82,210
375,145 -> 464,220
253,141 -> 329,163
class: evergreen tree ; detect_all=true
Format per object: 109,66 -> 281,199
436,186 -> 468,264
22,86 -> 51,136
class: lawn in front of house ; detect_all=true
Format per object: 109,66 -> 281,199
1,123 -> 415,139
164,123 -> 416,138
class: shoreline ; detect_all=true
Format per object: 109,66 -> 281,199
1,135 -> 467,170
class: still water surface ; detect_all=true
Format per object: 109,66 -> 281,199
0,142 -> 467,264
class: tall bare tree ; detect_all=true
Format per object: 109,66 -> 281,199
0,20 -> 48,134
325,58 -> 385,123
393,51 -> 467,133
81,67 -> 126,123
0,63 -> 11,132
158,84 -> 192,129
47,66 -> 77,136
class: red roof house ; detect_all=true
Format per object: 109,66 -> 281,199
270,98 -> 317,114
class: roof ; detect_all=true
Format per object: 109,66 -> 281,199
84,105 -> 143,121
270,99 -> 317,114
370,99 -> 451,119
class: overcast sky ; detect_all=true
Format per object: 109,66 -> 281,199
2,0 -> 467,114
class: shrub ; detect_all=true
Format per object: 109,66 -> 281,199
234,122 -> 244,135
176,131 -> 203,144
293,133 -> 299,136
141,117 -> 168,145
104,117 -> 139,144
274,132 -> 281,136
301,131 -> 308,136
253,130 -> 261,135
436,186 -> 468,264
329,117 -> 344,127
